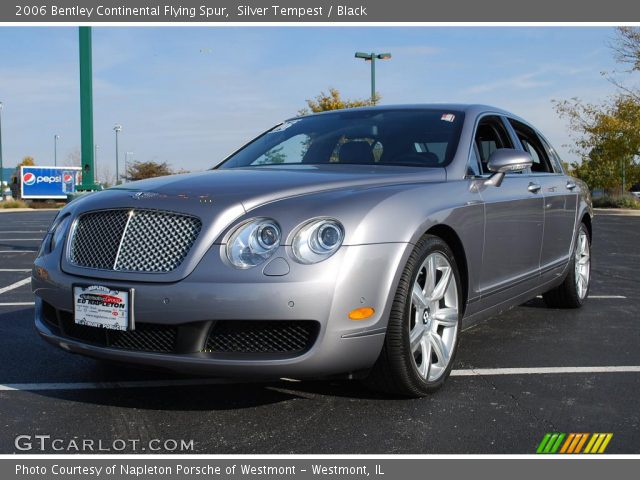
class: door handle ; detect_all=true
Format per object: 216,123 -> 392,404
528,182 -> 541,193
566,181 -> 577,190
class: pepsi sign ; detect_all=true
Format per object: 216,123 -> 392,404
20,166 -> 82,200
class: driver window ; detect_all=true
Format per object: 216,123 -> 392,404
473,116 -> 514,174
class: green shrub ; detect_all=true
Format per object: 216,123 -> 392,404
0,199 -> 29,209
592,195 -> 640,209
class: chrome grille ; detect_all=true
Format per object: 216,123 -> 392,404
69,209 -> 129,269
69,209 -> 202,273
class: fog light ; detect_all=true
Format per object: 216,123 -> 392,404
348,307 -> 375,320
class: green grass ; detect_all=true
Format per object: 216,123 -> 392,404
592,195 -> 640,209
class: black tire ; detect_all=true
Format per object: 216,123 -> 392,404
363,234 -> 463,397
543,223 -> 591,309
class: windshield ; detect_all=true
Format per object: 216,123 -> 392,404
217,109 -> 465,169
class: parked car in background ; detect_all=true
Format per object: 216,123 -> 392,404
33,105 -> 592,397
630,183 -> 640,199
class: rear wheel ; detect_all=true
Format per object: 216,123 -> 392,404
543,223 -> 591,308
364,235 -> 462,397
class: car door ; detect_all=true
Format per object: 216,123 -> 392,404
507,119 -> 578,270
473,115 -> 545,296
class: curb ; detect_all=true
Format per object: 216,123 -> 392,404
0,208 -> 61,213
594,208 -> 640,216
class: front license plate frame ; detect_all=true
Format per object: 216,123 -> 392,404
72,284 -> 134,331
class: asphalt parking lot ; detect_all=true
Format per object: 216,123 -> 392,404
0,210 -> 638,454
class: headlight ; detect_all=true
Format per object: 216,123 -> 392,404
226,218 -> 281,269
37,213 -> 70,257
291,218 -> 344,264
50,215 -> 71,252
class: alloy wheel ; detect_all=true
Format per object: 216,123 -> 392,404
575,228 -> 590,299
409,252 -> 459,382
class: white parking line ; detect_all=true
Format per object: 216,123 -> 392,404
536,295 -> 626,299
1,366 -> 639,391
0,278 -> 31,295
0,302 -> 34,306
450,366 -> 640,376
0,250 -> 36,253
0,269 -> 31,272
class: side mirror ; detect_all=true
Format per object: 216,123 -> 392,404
484,149 -> 533,187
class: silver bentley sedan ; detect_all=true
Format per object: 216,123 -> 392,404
33,105 -> 592,397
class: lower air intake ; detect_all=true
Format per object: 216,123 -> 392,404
203,321 -> 318,354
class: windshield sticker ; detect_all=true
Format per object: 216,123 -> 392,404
441,113 -> 456,122
270,119 -> 300,133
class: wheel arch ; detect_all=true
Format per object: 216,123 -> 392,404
581,212 -> 592,242
425,223 -> 469,314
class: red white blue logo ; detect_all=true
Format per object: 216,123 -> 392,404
63,173 -> 73,183
22,172 -> 36,186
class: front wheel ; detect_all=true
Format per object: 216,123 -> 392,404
364,235 -> 462,397
543,223 -> 591,308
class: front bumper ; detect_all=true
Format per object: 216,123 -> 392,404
33,242 -> 411,378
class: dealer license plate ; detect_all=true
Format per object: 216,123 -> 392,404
73,285 -> 131,331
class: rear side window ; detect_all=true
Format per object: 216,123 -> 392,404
540,137 -> 564,173
508,119 -> 554,173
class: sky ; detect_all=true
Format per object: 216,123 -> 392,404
0,26 -> 622,180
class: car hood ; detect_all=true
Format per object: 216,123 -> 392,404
60,165 -> 447,284
109,164 -> 447,212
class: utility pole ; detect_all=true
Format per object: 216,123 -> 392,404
78,27 -> 100,192
0,102 -> 4,201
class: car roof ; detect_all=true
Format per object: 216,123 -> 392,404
289,104 -> 517,121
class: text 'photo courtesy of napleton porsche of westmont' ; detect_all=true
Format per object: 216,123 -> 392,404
0,14 -> 639,468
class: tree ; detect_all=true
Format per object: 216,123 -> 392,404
9,157 -> 36,199
298,87 -> 379,116
18,156 -> 35,167
124,160 -> 173,181
255,146 -> 286,165
64,149 -> 81,167
554,27 -> 640,194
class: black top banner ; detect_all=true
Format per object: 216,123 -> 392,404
4,0 -> 639,22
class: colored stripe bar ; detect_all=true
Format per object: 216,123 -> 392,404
584,433 -> 598,453
544,433 -> 560,453
574,433 -> 589,453
538,432 -> 613,454
566,434 -> 582,453
560,433 -> 575,454
591,433 -> 607,453
550,433 -> 566,453
598,433 -> 613,453
537,433 -> 552,454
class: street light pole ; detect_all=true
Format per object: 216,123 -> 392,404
54,134 -> 60,166
354,52 -> 392,105
0,102 -> 4,201
113,124 -> 122,184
